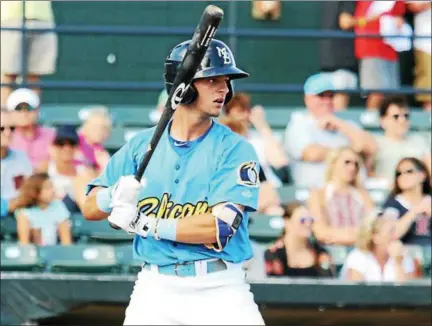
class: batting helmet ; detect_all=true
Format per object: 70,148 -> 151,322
164,39 -> 249,105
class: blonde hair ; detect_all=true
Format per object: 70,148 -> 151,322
324,147 -> 363,187
356,210 -> 390,251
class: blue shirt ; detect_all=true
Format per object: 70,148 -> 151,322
87,120 -> 261,266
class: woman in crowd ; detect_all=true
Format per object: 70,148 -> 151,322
308,147 -> 374,246
264,202 -> 335,278
340,210 -> 417,282
382,157 -> 431,246
15,173 -> 72,246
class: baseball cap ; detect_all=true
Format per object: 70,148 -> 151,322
54,125 -> 79,145
303,73 -> 335,95
6,88 -> 40,111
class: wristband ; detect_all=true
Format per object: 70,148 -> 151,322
151,218 -> 178,241
1,198 -> 9,218
96,187 -> 112,213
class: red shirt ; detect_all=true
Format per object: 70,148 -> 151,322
354,1 -> 406,61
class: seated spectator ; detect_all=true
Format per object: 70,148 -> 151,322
319,1 -> 358,111
6,88 -> 55,171
340,210 -> 417,282
284,73 -> 376,189
76,106 -> 112,172
308,147 -> 375,246
0,109 -> 33,217
264,202 -> 335,278
223,92 -> 290,188
407,1 -> 431,112
219,116 -> 284,216
15,173 -> 72,246
43,125 -> 97,213
382,157 -> 431,247
372,96 -> 431,184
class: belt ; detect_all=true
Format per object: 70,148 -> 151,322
142,259 -> 228,277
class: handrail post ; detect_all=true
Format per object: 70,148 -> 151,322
20,0 -> 28,88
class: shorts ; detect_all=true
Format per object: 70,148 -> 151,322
322,69 -> 358,91
1,19 -> 58,75
359,58 -> 400,92
414,50 -> 431,103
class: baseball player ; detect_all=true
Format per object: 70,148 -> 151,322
82,39 -> 265,325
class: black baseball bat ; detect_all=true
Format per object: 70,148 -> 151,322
134,5 -> 224,182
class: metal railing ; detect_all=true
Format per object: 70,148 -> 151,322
1,1 -> 431,95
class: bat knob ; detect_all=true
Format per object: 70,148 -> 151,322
205,5 -> 224,18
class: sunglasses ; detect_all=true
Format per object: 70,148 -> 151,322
300,217 -> 315,224
391,113 -> 410,121
344,159 -> 359,169
14,102 -> 37,112
54,139 -> 77,147
0,126 -> 16,133
396,168 -> 416,177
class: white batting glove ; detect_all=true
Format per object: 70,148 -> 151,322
107,175 -> 142,232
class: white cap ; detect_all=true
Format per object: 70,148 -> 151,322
6,88 -> 40,111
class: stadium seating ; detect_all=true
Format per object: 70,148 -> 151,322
39,244 -> 119,273
0,216 -> 18,242
325,245 -> 350,274
0,243 -> 43,272
115,244 -> 142,274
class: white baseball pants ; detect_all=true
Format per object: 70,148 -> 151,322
123,261 -> 265,325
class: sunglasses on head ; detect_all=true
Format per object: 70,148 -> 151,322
391,113 -> 410,121
300,217 -> 315,224
54,139 -> 77,147
14,103 -> 36,112
0,126 -> 16,133
396,168 -> 416,177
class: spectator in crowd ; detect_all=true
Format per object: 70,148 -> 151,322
149,89 -> 168,124
223,92 -> 290,188
219,116 -> 284,216
382,157 -> 431,247
284,73 -> 377,189
0,109 -> 33,218
308,147 -> 375,246
340,210 -> 417,282
76,106 -> 112,172
319,1 -> 358,111
42,125 -> 97,213
354,1 -> 406,111
6,88 -> 55,171
406,1 -> 431,111
372,96 -> 431,184
1,1 -> 57,107
15,173 -> 72,246
264,202 -> 335,278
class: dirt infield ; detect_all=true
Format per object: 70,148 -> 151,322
40,304 -> 431,326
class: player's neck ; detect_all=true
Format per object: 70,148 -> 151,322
171,107 -> 212,142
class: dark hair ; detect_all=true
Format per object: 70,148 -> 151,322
390,157 -> 431,197
379,96 -> 408,117
17,173 -> 50,207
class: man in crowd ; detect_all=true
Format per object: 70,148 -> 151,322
6,88 -> 55,171
0,109 -> 33,218
284,73 -> 377,189
372,96 -> 431,184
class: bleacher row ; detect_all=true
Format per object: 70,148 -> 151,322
39,104 -> 432,152
1,212 -> 431,277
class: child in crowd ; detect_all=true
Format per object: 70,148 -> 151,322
15,173 -> 72,246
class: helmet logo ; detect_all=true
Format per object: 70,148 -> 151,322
171,83 -> 189,110
216,46 -> 232,65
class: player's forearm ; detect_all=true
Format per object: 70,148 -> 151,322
82,187 -> 111,221
175,213 -> 217,244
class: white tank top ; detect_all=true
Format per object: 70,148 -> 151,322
324,183 -> 365,228
48,162 -> 83,200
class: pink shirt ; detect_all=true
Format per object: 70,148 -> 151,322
10,126 -> 56,169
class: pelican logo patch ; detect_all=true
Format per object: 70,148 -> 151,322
237,161 -> 260,188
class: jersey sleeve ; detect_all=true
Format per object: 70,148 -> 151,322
85,141 -> 137,194
208,140 -> 261,212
